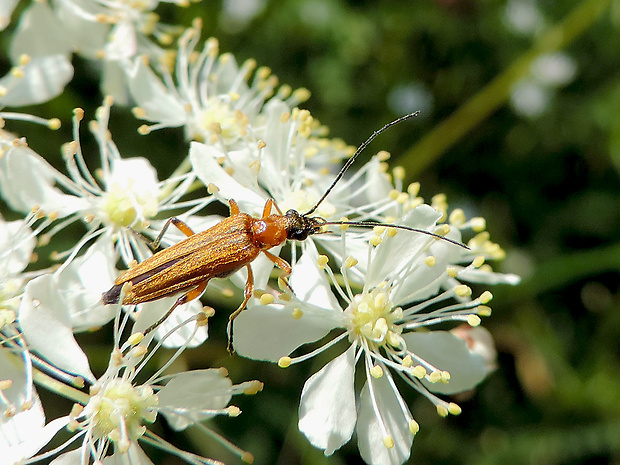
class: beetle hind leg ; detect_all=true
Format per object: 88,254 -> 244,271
142,280 -> 208,337
227,264 -> 254,354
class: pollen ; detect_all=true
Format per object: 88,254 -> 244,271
425,256 -> 436,267
448,402 -> 462,415
477,305 -> 492,317
291,308 -> 303,319
317,255 -> 329,268
259,294 -> 274,305
409,420 -> 420,434
449,208 -> 466,226
472,256 -> 485,268
345,256 -> 358,268
383,436 -> 395,449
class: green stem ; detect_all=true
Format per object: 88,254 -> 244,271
399,0 -> 611,176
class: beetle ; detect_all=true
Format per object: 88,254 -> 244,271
102,112 -> 466,351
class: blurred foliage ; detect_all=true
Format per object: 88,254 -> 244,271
3,0 -> 620,464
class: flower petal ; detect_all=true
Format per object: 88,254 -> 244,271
158,369 -> 234,430
189,142 -> 266,213
404,331 -> 488,395
19,274 -> 95,383
298,345 -> 357,456
0,55 -> 73,106
0,143 -> 87,216
357,374 -> 414,465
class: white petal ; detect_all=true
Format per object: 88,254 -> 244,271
290,241 -> 343,311
0,143 -> 86,216
367,205 -> 442,289
298,345 -> 357,455
0,218 -> 36,274
51,449 -> 84,465
233,301 -> 340,361
189,142 -> 266,213
158,369 -> 234,430
133,297 -> 206,348
6,414 -> 69,463
0,0 -> 18,30
101,60 -> 129,105
403,331 -> 487,395
150,299 -> 208,349
127,58 -> 186,125
19,274 -> 95,383
9,0 -> 71,58
357,375 -> 413,465
55,235 -> 117,331
0,55 -> 73,106
101,445 -> 154,465
104,21 -> 136,60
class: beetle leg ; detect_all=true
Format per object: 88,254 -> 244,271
263,250 -> 293,293
229,199 -> 240,215
227,264 -> 254,353
142,280 -> 208,337
262,198 -> 283,217
150,217 -> 196,251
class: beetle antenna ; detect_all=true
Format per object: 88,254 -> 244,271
323,220 -> 470,250
303,111 -> 420,217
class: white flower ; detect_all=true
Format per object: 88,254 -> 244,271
0,99 -> 213,340
128,21 -> 311,145
18,289 -> 262,464
234,204 -> 516,465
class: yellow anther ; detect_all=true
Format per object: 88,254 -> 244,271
386,227 -> 397,237
317,255 -> 329,269
424,256 -> 436,267
388,189 -> 400,201
448,403 -> 462,415
243,380 -> 263,395
138,125 -> 151,135
278,357 -> 291,368
127,332 -> 144,346
260,293 -> 275,307
370,365 -> 384,378
241,451 -> 255,463
373,225 -> 386,235
407,182 -> 420,196
370,235 -> 383,246
479,291 -> 493,304
412,365 -> 426,379
227,406 -> 241,417
447,266 -> 458,277
383,436 -> 394,449
409,420 -> 420,434
467,314 -> 481,327
291,308 -> 303,319
477,305 -> 492,317
472,256 -> 485,268
47,118 -> 61,130
393,166 -> 405,180
345,256 -> 358,268
441,371 -> 451,383
436,405 -> 449,417
428,370 -> 442,383
402,355 -> 413,368
377,150 -> 391,161
471,217 -> 486,232
454,285 -> 472,297
449,208 -> 466,226
207,183 -> 220,194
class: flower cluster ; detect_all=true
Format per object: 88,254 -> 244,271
0,3 -> 519,465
